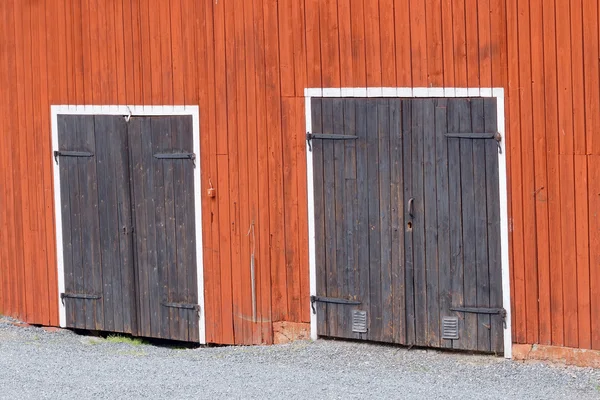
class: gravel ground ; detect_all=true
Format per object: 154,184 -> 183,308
1,317 -> 599,400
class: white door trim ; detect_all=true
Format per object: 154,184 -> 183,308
51,105 -> 206,344
304,88 -> 512,359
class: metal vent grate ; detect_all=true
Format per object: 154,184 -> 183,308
352,310 -> 368,333
442,316 -> 459,340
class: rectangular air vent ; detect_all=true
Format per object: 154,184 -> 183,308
352,310 -> 368,333
442,316 -> 459,340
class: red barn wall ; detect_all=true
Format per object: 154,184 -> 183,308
0,0 -> 599,350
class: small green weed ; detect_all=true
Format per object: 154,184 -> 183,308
106,335 -> 147,346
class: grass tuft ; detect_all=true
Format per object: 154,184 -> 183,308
106,335 -> 147,346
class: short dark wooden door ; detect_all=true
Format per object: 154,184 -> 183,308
311,97 -> 504,354
57,115 -> 199,342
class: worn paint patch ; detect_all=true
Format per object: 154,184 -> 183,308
273,321 -> 310,344
512,343 -> 600,368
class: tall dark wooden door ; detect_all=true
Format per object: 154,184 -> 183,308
311,97 -> 504,354
56,114 -> 199,342
129,116 -> 199,342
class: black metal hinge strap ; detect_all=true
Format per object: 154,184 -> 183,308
450,306 -> 507,328
154,152 -> 196,167
306,132 -> 358,152
445,133 -> 497,139
60,292 -> 102,305
310,295 -> 361,314
446,132 -> 503,154
53,150 -> 94,164
162,302 -> 201,312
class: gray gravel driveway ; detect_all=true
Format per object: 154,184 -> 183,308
1,317 -> 599,400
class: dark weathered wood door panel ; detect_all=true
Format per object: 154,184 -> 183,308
312,98 -> 406,343
58,114 -> 199,342
313,97 -> 503,354
129,116 -> 199,342
57,115 -> 137,334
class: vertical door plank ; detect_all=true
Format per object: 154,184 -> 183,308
471,99 -> 491,352
129,117 -> 151,338
390,100 -> 406,344
162,117 -> 181,341
367,100 -> 382,342
484,98 -> 504,354
143,118 -> 161,339
378,99 -> 393,342
343,99 -> 359,338
173,116 -> 198,342
322,100 -> 338,337
435,99 -> 452,349
311,98 -> 328,336
459,105 -> 478,352
411,99 -> 427,347
106,116 -> 129,333
113,116 -> 136,335
447,99 -> 465,350
402,100 -> 416,346
57,115 -> 76,328
70,117 -> 86,329
332,99 -> 346,337
355,99 -> 371,340
151,117 -> 172,340
91,116 -> 111,331
423,99 -> 440,347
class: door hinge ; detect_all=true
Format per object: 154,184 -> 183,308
53,150 -> 94,164
161,301 -> 201,315
60,292 -> 102,305
154,152 -> 196,167
310,295 -> 361,314
450,306 -> 507,328
306,132 -> 358,152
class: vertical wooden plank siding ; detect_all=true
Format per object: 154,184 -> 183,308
1,0 -> 600,350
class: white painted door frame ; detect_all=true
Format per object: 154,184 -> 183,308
304,87 -> 512,358
51,105 -> 206,344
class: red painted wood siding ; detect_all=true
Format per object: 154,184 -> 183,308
0,0 -> 598,349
